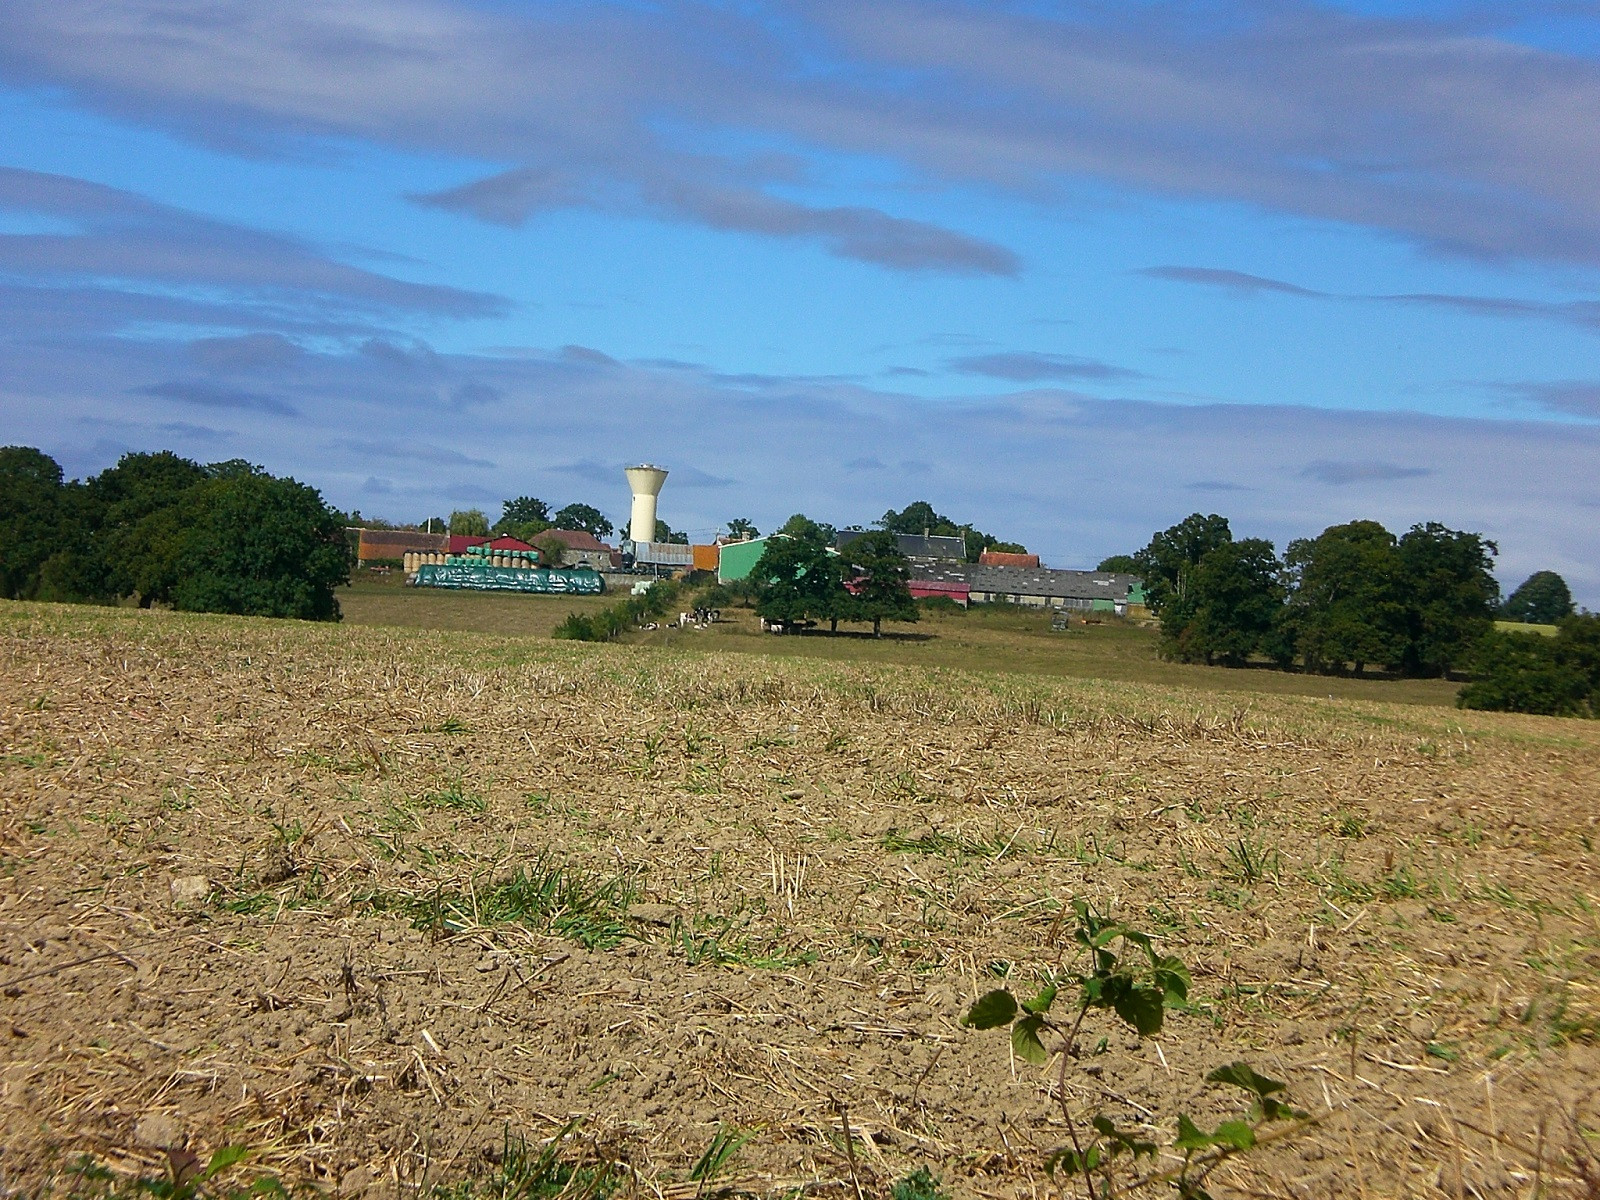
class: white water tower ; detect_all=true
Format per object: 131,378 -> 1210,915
625,464 -> 668,544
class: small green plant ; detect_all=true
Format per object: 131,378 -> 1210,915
63,1145 -> 281,1200
890,1167 -> 947,1200
1223,835 -> 1280,886
961,902 -> 1304,1199
687,1124 -> 756,1187
373,858 -> 640,950
418,782 -> 487,813
434,1123 -> 619,1200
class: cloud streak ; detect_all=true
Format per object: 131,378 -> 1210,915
949,352 -> 1143,383
1142,262 -> 1600,334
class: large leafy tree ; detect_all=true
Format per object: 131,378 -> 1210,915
1458,623 -> 1595,716
1397,523 -> 1499,676
171,464 -> 350,621
725,517 -> 760,539
554,502 -> 614,540
1282,520 -> 1408,674
1501,571 -> 1575,625
840,530 -> 918,637
494,496 -> 552,540
754,531 -> 843,628
87,451 -> 210,606
0,446 -> 66,599
1131,514 -> 1233,646
1096,554 -> 1140,574
449,508 -> 491,536
1168,538 -> 1285,666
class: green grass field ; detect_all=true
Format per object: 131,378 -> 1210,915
339,570 -> 1463,707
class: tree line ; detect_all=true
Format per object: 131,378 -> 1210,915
1,446 -> 350,621
1123,511 -> 1597,716
1129,512 -> 1504,675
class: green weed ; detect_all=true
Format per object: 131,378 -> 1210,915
375,859 -> 640,950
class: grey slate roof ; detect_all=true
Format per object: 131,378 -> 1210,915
911,563 -> 1142,601
834,529 -> 967,560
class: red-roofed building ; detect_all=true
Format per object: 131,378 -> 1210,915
448,535 -> 490,554
488,536 -> 535,552
979,550 -> 1040,569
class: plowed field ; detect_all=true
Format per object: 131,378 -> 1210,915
2,603 -> 1597,1198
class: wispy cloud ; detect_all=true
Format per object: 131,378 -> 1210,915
1138,267 -> 1321,297
1493,380 -> 1600,420
1142,262 -> 1600,334
137,380 -> 299,417
1299,459 -> 1432,485
0,168 -> 506,319
949,352 -> 1143,383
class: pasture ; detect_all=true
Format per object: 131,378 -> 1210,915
2,601 -> 1597,1198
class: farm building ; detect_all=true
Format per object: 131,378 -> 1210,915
978,550 -> 1040,568
717,536 -> 774,583
354,528 -> 447,563
908,578 -> 970,605
691,543 -> 720,573
834,529 -> 966,563
531,528 -> 615,571
911,564 -> 1144,613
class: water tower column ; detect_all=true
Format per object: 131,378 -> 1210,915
624,465 -> 668,544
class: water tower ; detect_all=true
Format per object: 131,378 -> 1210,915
624,464 -> 668,544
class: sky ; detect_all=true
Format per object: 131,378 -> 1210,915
1,0 -> 1598,603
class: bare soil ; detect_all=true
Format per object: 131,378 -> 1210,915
2,602 -> 1598,1198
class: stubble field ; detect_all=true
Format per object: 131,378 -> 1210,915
2,602 -> 1598,1198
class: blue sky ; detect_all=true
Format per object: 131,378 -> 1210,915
2,0 -> 1598,601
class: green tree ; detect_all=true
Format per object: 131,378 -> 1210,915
449,508 -> 490,536
1282,520 -> 1408,675
531,531 -> 567,567
840,530 -> 918,637
725,517 -> 760,539
777,513 -> 837,545
754,535 -> 840,628
87,451 -> 210,606
498,495 -> 550,527
654,518 -> 688,544
0,447 -> 66,599
1131,514 -> 1232,620
1458,628 -> 1591,716
1169,538 -> 1285,666
1096,554 -> 1140,574
553,503 -> 613,540
1397,523 -> 1499,676
170,465 -> 351,621
1501,571 -> 1575,625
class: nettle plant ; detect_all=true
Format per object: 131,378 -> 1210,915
962,902 -> 1305,1199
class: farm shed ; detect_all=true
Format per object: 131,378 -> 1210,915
907,578 -> 970,605
528,529 -> 614,571
716,536 -> 775,583
692,543 -> 720,573
911,564 -> 1143,613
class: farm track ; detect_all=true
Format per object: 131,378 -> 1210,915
1,602 -> 1598,1198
